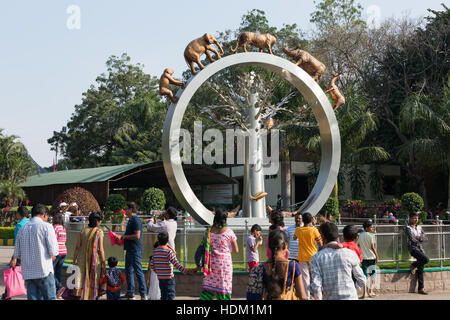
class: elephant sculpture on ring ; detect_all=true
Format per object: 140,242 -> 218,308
184,33 -> 224,75
282,46 -> 326,83
230,32 -> 276,54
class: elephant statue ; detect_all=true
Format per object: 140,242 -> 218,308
282,46 -> 326,83
159,68 -> 185,104
230,32 -> 276,54
324,73 -> 345,110
184,33 -> 224,75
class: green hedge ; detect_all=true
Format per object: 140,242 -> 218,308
0,227 -> 14,239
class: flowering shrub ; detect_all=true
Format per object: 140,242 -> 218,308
379,198 -> 402,216
51,187 -> 100,215
342,200 -> 366,217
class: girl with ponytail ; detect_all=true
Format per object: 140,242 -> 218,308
247,229 -> 307,300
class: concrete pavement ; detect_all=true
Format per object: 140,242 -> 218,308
1,246 -> 450,301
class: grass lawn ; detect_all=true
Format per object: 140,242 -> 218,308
64,259 -> 450,272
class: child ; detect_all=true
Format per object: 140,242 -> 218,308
150,232 -> 191,300
146,241 -> 161,300
342,225 -> 362,262
99,257 -> 126,300
357,220 -> 379,298
52,213 -> 67,298
246,224 -> 262,272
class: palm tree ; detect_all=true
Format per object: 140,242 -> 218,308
0,129 -> 36,182
291,89 -> 390,201
397,84 -> 450,208
0,180 -> 26,207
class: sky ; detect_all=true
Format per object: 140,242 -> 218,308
0,0 -> 446,168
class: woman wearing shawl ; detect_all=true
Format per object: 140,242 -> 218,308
72,212 -> 106,300
199,208 -> 238,300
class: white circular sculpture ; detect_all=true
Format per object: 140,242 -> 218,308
162,52 -> 341,225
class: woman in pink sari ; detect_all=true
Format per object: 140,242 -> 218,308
200,208 -> 239,300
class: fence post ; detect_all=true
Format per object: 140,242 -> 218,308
438,217 -> 443,269
245,219 -> 249,272
395,219 -> 399,270
183,218 -> 187,266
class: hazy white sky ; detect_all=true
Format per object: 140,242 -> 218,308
0,0 -> 446,167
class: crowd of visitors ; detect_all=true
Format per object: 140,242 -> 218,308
2,200 -> 431,301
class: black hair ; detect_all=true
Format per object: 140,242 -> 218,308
31,204 -> 48,217
320,222 -> 339,243
126,201 -> 138,213
213,207 -> 228,229
157,231 -> 169,245
153,241 -> 159,248
17,206 -> 29,218
266,229 -> 289,299
317,210 -> 327,218
251,224 -> 262,233
362,219 -> 374,230
52,212 -> 64,227
409,212 -> 419,218
343,224 -> 358,242
269,209 -> 284,231
166,207 -> 177,220
302,212 -> 313,225
88,211 -> 103,228
107,256 -> 118,268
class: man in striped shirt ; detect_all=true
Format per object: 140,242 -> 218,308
150,232 -> 192,300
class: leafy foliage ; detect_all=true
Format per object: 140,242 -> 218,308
322,197 -> 339,216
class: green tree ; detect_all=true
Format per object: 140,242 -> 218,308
48,54 -> 161,168
362,5 -> 449,207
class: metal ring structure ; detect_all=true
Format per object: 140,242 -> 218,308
162,52 -> 341,225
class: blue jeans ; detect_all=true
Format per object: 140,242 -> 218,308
106,290 -> 121,300
125,251 -> 147,296
53,255 -> 66,291
25,273 -> 57,300
158,278 -> 176,300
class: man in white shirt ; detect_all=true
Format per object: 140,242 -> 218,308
309,222 -> 366,300
147,206 -> 178,250
11,204 -> 59,300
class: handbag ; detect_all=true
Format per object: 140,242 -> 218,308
278,261 -> 299,300
3,266 -> 26,299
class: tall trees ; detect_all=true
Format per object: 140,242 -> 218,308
363,5 -> 450,207
48,54 -> 162,168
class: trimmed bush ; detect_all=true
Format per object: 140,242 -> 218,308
141,188 -> 166,214
401,192 -> 424,214
105,194 -> 126,212
0,227 -> 14,239
51,187 -> 100,215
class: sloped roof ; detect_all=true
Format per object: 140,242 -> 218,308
20,161 -> 237,188
21,163 -> 146,187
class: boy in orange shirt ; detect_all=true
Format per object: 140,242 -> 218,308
293,212 -> 323,300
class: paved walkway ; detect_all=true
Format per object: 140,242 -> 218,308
1,247 -> 450,301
